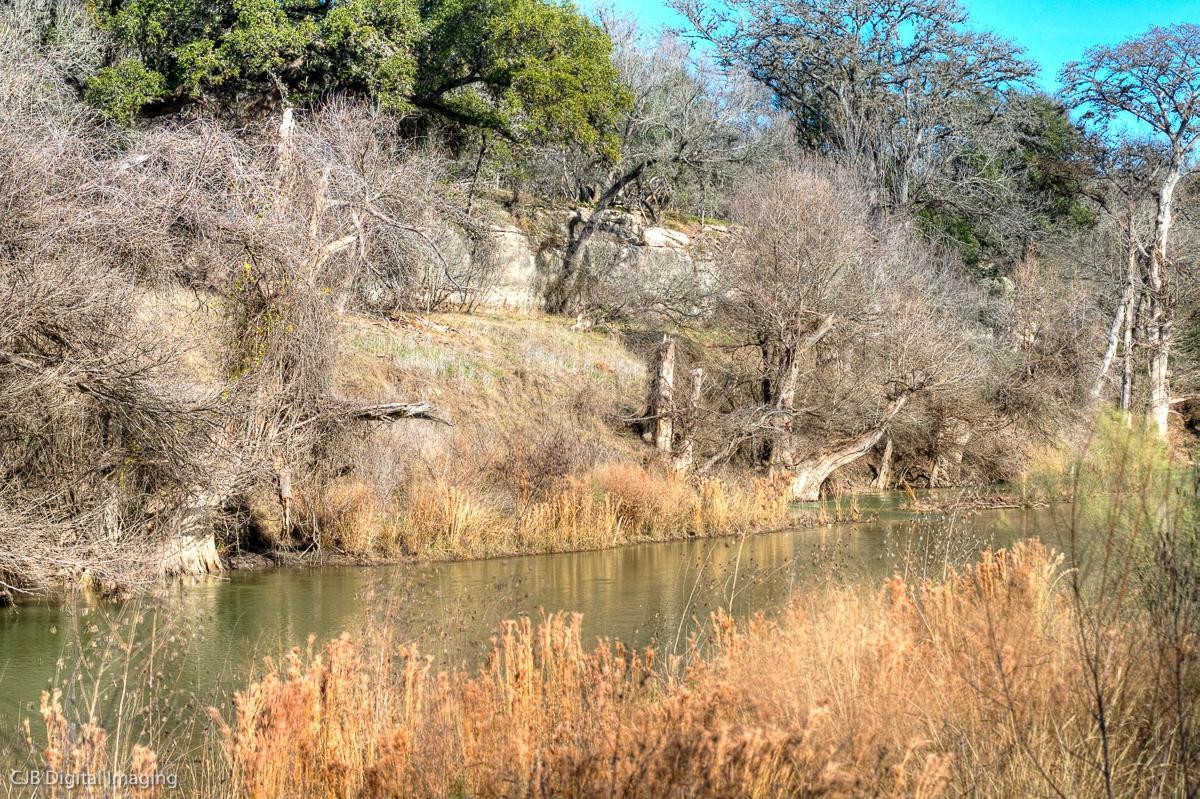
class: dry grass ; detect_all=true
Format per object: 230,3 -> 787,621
306,478 -> 394,557
28,690 -> 164,799
18,534 -> 1197,798
113,298 -> 793,565
392,464 -> 789,560
180,538 -> 1191,799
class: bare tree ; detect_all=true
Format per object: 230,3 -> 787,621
146,105 -> 455,546
709,161 -> 984,499
1063,24 -> 1200,437
550,13 -> 787,311
676,0 -> 1034,209
0,38 -> 222,589
0,8 -> 463,588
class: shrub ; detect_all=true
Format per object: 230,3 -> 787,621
199,538 -> 1195,798
84,59 -> 165,123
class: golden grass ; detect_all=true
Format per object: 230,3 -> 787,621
29,690 -> 163,799
184,538 -> 1191,799
21,537 -> 1197,798
306,477 -> 393,557
392,464 -> 790,560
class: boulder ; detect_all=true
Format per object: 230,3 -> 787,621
642,226 -> 690,248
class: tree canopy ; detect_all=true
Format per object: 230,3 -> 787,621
674,0 -> 1097,270
674,0 -> 1035,206
85,0 -> 628,149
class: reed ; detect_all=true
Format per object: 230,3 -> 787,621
192,537 -> 1195,798
391,464 -> 790,561
15,422 -> 1197,798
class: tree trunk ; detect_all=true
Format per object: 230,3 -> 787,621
673,367 -> 704,473
159,531 -> 223,577
766,343 -> 801,475
1092,285 -> 1131,400
1147,317 -> 1172,436
929,417 -> 971,488
766,316 -> 835,474
1120,239 -> 1142,423
874,435 -> 894,490
278,465 -> 292,536
552,160 -> 652,313
1145,168 -> 1181,437
162,488 -> 225,576
646,335 -> 675,453
788,393 -> 910,501
1118,295 -> 1137,419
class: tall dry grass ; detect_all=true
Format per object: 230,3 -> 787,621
15,532 -> 1197,798
184,536 -> 1192,799
390,463 -> 789,560
15,419 -> 1196,798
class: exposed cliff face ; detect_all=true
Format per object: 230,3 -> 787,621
484,222 -> 543,310
477,206 -> 713,312
349,204 -> 709,316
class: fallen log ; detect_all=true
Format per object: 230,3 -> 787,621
344,401 -> 449,425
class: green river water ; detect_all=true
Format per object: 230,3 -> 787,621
0,493 -> 1062,753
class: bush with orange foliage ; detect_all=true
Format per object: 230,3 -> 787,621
200,538 -> 1193,798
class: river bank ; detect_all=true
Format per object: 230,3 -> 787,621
6,286 -> 1067,598
4,522 -> 1194,799
1,483 -> 1047,608
198,540 -> 1182,799
0,500 -> 1048,729
4,425 -> 1195,798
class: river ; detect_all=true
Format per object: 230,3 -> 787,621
0,493 -> 1060,747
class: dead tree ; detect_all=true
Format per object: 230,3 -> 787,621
711,162 -> 983,500
788,392 -> 912,501
874,435 -> 894,490
649,336 -> 677,453
1064,25 -> 1200,436
673,367 -> 704,472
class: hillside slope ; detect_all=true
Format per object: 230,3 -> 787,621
145,289 -> 786,568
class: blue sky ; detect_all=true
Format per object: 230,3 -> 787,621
599,0 -> 1198,91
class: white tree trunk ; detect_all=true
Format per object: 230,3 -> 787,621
672,367 -> 703,473
161,488 -> 225,576
788,393 -> 910,501
873,435 -> 893,490
1145,169 -> 1181,438
650,335 -> 675,453
1092,287 -> 1130,400
159,532 -> 222,577
1148,330 -> 1172,436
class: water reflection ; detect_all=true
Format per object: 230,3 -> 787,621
0,500 -> 1060,734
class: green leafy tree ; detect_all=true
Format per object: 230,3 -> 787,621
413,0 -> 627,151
919,93 -> 1095,273
83,56 -> 165,122
89,0 -> 412,116
85,0 -> 625,152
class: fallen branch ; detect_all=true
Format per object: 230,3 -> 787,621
903,493 -> 1049,513
298,401 -> 451,428
347,401 -> 450,425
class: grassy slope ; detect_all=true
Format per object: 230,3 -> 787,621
143,291 -> 787,561
331,311 -> 786,559
335,310 -> 647,451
